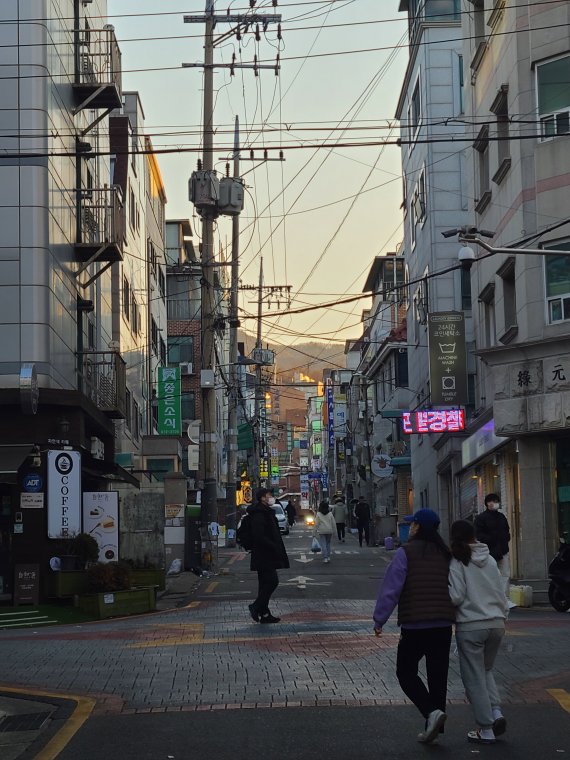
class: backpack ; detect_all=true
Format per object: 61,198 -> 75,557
237,513 -> 254,550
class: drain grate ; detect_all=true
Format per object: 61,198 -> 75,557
0,712 -> 52,733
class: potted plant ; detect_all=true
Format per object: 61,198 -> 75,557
78,562 -> 157,619
123,557 -> 166,591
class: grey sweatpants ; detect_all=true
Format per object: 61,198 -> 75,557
455,627 -> 505,728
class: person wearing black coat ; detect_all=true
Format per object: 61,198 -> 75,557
474,493 -> 511,600
247,487 -> 290,624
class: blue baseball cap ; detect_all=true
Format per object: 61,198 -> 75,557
403,508 -> 440,527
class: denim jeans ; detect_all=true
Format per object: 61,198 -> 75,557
319,533 -> 332,559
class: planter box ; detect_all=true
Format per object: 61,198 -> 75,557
128,568 -> 166,591
78,587 -> 156,619
46,571 -> 89,598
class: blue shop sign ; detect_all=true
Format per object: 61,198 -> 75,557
23,473 -> 43,492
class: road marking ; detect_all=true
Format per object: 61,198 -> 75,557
0,686 -> 95,760
204,581 -> 219,593
547,688 -> 570,715
226,553 -> 246,565
281,575 -> 332,589
184,601 -> 202,609
294,553 -> 313,564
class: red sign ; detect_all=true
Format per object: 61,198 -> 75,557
402,409 -> 465,434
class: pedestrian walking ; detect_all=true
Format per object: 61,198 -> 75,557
247,487 -> 290,624
474,493 -> 512,601
449,519 -> 508,745
373,508 -> 455,744
315,501 -> 336,562
285,500 -> 296,528
354,496 -> 371,546
332,497 -> 347,542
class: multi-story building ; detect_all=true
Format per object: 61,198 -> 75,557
396,0 -> 472,535
0,1 -> 136,601
458,0 -> 570,583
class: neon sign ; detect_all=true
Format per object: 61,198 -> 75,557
402,409 -> 465,434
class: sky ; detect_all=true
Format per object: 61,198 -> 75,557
107,1 -> 409,360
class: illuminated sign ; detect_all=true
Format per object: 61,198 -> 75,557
402,409 -> 465,434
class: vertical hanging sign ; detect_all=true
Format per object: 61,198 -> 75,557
428,312 -> 468,405
326,379 -> 335,447
158,367 -> 182,435
47,451 -> 81,538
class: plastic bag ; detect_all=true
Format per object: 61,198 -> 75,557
311,536 -> 322,553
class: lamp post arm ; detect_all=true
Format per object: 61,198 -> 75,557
460,236 -> 570,257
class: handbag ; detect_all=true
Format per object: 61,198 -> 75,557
311,536 -> 322,553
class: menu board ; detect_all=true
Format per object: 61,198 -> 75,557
82,492 -> 119,563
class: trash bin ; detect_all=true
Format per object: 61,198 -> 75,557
398,522 -> 410,543
384,536 -> 394,551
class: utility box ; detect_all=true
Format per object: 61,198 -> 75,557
189,170 -> 220,212
218,177 -> 244,216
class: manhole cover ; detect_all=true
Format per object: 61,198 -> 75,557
0,712 -> 52,732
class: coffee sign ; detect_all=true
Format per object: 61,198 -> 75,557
47,450 -> 81,538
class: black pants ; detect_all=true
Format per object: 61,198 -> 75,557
357,520 -> 370,546
253,568 -> 279,616
336,522 -> 345,541
396,626 -> 452,719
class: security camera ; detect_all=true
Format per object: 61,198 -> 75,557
458,245 -> 476,271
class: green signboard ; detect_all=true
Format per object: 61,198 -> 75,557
428,312 -> 468,406
157,367 -> 182,435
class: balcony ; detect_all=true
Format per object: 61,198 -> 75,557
79,351 -> 127,419
73,26 -> 122,112
75,186 -> 124,266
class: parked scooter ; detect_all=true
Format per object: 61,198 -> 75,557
548,542 -> 570,612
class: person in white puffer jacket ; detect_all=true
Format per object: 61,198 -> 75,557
449,519 -> 509,746
315,501 -> 337,562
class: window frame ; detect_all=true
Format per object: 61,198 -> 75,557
536,54 -> 570,141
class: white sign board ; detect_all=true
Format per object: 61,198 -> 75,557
47,450 -> 81,538
83,492 -> 119,563
20,493 -> 44,509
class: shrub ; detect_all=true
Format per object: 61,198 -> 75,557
70,533 -> 100,566
86,562 -> 130,593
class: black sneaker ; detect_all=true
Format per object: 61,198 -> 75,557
260,614 -> 280,624
248,603 -> 260,622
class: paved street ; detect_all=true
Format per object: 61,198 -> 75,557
1,523 -> 569,758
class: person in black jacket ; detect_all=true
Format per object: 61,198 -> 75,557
247,487 -> 290,624
474,493 -> 511,600
354,497 -> 372,547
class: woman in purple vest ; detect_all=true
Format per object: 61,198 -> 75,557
373,508 -> 455,744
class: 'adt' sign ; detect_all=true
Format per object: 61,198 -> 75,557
23,473 -> 43,492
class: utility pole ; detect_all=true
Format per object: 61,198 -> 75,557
225,116 -> 240,548
254,258 -> 264,491
184,2 -> 281,568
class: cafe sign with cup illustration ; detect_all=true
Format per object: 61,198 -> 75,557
47,450 -> 81,538
83,492 -> 119,563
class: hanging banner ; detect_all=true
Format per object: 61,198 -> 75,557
83,492 -> 119,563
326,380 -> 334,447
47,450 -> 81,538
428,311 -> 468,405
157,367 -> 182,436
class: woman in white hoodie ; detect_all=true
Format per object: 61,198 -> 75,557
315,501 -> 337,562
449,520 -> 508,745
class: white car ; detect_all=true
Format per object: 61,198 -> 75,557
271,504 -> 289,535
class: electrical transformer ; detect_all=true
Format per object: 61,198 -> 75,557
218,177 -> 245,216
189,170 -> 220,213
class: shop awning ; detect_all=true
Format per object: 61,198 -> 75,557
82,458 -> 141,488
0,444 -> 34,481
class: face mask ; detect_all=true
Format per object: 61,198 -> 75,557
488,502 -> 500,510
267,497 -> 275,506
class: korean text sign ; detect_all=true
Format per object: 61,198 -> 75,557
158,367 -> 182,436
83,492 -> 119,563
428,312 -> 468,405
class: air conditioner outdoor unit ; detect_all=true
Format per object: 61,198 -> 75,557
179,362 -> 194,375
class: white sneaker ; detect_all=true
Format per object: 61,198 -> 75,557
418,710 -> 446,744
324,557 -> 330,563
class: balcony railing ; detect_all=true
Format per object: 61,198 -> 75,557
74,26 -> 122,111
76,186 -> 124,264
79,351 -> 127,419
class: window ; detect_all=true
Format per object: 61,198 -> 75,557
395,350 -> 409,388
458,54 -> 464,114
151,318 -> 159,356
490,85 -> 511,183
544,242 -> 570,323
181,392 -> 196,421
168,336 -> 194,365
123,276 -> 130,322
537,55 -> 570,139
87,320 -> 95,349
129,187 -> 136,231
474,125 -> 491,213
133,401 -> 140,440
479,282 -> 496,347
410,77 -> 422,140
499,257 -> 517,330
157,267 -> 166,300
131,296 -> 139,334
148,240 -> 157,278
160,337 -> 167,365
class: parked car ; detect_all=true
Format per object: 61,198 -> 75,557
271,504 -> 289,535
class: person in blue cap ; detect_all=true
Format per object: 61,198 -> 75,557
373,508 -> 455,744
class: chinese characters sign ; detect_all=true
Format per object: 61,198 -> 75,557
157,367 -> 182,436
402,409 -> 465,434
428,312 -> 468,406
